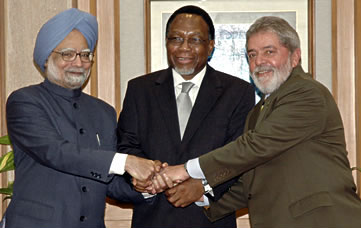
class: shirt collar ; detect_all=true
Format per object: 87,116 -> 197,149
172,65 -> 207,88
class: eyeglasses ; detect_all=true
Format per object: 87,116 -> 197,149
167,36 -> 208,47
52,49 -> 94,63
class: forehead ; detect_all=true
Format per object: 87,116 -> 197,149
54,29 -> 88,50
168,13 -> 209,34
247,31 -> 282,50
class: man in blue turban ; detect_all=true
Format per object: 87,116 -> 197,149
5,8 -> 159,228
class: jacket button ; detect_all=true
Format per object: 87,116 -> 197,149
73,102 -> 78,109
80,216 -> 87,221
82,186 -> 88,192
79,128 -> 85,134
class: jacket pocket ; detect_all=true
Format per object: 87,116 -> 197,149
14,199 -> 54,221
288,191 -> 333,218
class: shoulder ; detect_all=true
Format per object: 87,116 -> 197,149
7,83 -> 44,104
283,67 -> 332,99
125,68 -> 171,95
128,68 -> 169,85
207,66 -> 253,89
274,67 -> 333,108
206,67 -> 255,101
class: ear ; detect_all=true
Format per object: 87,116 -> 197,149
290,48 -> 301,67
208,39 -> 215,57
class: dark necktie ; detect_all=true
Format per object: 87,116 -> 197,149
177,82 -> 194,138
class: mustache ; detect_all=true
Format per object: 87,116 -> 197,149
65,67 -> 86,73
253,65 -> 275,74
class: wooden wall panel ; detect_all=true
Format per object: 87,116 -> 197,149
77,0 -> 97,96
96,1 -> 116,107
0,0 -> 7,215
355,0 -> 361,194
332,0 -> 357,182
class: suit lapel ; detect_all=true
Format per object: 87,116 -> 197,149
153,68 -> 182,145
246,95 -> 265,131
182,66 -> 223,143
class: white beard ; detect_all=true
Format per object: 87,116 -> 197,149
46,57 -> 90,89
251,57 -> 292,95
174,66 -> 195,76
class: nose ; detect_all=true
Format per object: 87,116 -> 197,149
254,54 -> 266,66
179,39 -> 191,50
72,54 -> 83,67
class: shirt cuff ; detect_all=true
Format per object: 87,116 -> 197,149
186,158 -> 206,179
195,195 -> 210,207
109,153 -> 128,175
142,192 -> 156,199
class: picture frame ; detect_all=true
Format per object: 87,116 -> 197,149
144,0 -> 314,83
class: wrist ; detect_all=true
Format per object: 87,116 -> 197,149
182,163 -> 191,180
124,154 -> 133,172
202,179 -> 214,198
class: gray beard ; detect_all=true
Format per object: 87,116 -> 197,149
46,58 -> 90,89
63,70 -> 90,89
174,66 -> 195,76
251,57 -> 292,95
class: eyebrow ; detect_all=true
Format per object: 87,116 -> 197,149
247,45 -> 276,53
168,31 -> 203,36
58,48 -> 91,52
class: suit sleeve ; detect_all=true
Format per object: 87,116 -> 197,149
6,90 -> 116,183
205,176 -> 248,222
200,80 -> 328,187
107,175 -> 144,203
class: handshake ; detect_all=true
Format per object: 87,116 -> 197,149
125,155 -> 206,207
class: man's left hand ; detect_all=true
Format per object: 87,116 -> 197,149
165,178 -> 204,207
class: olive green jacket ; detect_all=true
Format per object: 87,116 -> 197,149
200,66 -> 361,228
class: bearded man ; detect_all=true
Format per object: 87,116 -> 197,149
158,16 -> 361,228
5,8 -> 160,228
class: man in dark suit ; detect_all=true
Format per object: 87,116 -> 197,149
5,8 -> 159,228
117,5 -> 255,228
159,16 -> 361,227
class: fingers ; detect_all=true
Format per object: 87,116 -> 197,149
154,160 -> 162,172
161,172 -> 174,188
162,162 -> 169,168
125,157 -> 190,195
161,164 -> 190,183
165,178 -> 204,208
151,172 -> 174,193
125,155 -> 155,181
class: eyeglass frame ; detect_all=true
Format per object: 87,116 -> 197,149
52,48 -> 94,63
166,36 -> 209,47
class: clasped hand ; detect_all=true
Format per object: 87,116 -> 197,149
129,160 -> 205,207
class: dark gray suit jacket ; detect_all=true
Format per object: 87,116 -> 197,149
117,65 -> 255,228
201,66 -> 361,228
5,79 -> 143,228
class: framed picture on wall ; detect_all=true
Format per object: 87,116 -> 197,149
145,0 -> 314,84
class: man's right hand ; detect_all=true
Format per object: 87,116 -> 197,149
125,155 -> 159,184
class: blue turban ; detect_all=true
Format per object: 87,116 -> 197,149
33,8 -> 98,72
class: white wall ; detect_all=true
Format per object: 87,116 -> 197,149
315,0 -> 332,91
119,0 -> 146,104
